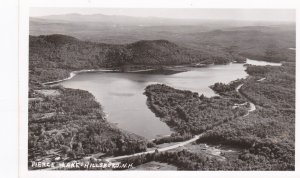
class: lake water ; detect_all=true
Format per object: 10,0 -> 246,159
60,59 -> 280,139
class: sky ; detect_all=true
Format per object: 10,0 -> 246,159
30,8 -> 296,22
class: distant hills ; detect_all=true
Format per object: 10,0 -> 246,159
30,13 -> 295,62
31,13 -> 260,27
31,13 -> 180,26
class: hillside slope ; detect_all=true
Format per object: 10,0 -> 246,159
30,34 -> 238,83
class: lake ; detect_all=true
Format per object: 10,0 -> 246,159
60,59 -> 280,139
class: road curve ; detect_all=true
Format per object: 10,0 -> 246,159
236,83 -> 256,116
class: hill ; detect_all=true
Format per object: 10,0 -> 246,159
29,34 -> 237,84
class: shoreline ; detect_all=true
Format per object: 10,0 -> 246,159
42,62 -> 228,86
43,69 -> 118,85
43,68 -> 180,85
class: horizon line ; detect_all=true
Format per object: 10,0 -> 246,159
30,12 -> 296,23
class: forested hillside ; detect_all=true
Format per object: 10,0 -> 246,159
28,85 -> 149,167
29,34 -> 242,83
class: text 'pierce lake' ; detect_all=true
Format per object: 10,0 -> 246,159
60,59 -> 281,139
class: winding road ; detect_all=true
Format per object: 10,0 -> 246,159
236,83 -> 256,115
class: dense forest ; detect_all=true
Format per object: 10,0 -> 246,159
197,62 -> 295,170
30,34 -> 244,83
144,84 -> 248,135
28,85 -> 149,167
